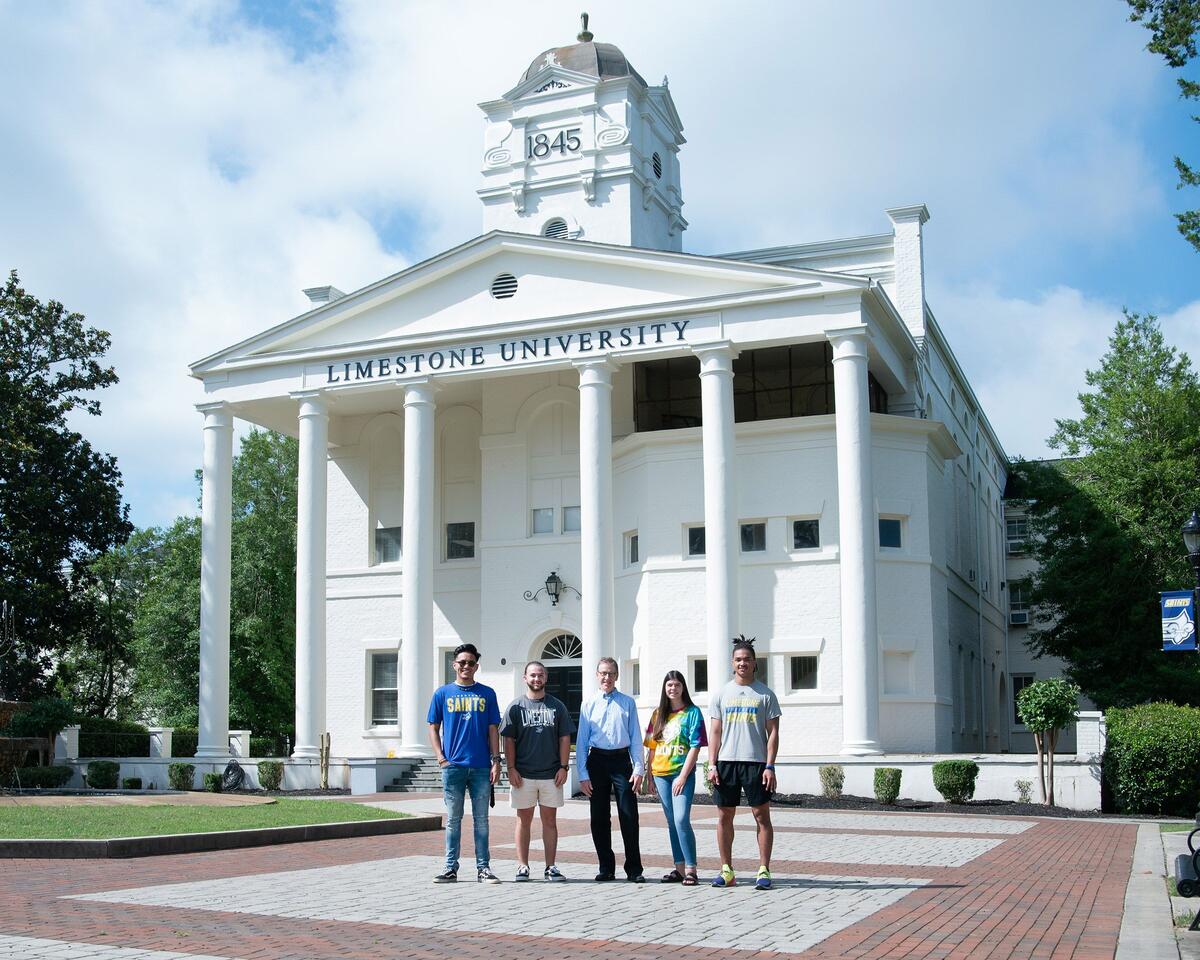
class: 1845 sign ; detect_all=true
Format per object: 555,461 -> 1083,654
527,128 -> 581,160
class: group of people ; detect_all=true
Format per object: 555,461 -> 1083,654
426,635 -> 780,889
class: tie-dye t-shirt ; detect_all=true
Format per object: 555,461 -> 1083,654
643,705 -> 706,777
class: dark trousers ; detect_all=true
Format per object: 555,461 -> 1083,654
587,748 -> 642,878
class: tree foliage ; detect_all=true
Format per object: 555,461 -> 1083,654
0,271 -> 131,697
131,429 -> 297,738
1127,0 -> 1200,251
1012,312 -> 1200,708
1017,677 -> 1080,805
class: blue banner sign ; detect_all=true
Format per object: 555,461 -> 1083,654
1161,590 -> 1197,651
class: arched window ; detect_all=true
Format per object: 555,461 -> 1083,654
541,633 -> 583,660
543,217 -> 569,240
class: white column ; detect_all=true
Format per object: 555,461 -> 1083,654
400,379 -> 437,756
575,359 -> 617,674
828,325 -> 882,756
196,402 -> 233,759
696,344 -> 740,693
292,391 -> 329,759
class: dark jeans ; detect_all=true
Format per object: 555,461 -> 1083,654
587,748 -> 642,878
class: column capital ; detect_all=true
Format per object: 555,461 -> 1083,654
886,203 -> 931,226
290,389 -> 329,419
402,378 -> 439,407
692,340 -> 738,377
826,324 -> 871,361
196,401 -> 232,426
573,357 -> 616,387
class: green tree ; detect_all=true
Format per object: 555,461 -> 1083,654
1012,311 -> 1200,707
1127,0 -> 1200,251
0,271 -> 131,697
131,429 -> 297,738
1016,678 -> 1081,806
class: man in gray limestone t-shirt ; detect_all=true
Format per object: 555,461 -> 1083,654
708,679 -> 782,763
500,694 -> 576,779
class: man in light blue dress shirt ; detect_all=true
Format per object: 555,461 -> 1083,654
576,656 -> 645,882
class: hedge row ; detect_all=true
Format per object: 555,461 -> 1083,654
1104,703 -> 1200,817
78,717 -> 150,758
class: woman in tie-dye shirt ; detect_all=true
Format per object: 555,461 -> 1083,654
643,671 -> 706,885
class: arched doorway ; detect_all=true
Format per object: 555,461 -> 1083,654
539,632 -> 583,727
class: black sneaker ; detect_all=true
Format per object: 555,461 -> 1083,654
595,872 -> 616,882
627,874 -> 645,884
432,869 -> 457,883
477,867 -> 501,884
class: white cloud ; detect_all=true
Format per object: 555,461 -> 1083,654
0,0 -> 1191,526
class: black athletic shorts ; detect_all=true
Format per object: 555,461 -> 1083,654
713,760 -> 772,808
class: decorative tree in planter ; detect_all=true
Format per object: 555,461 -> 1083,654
1017,678 -> 1080,806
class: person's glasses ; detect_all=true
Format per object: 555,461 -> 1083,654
454,660 -> 478,668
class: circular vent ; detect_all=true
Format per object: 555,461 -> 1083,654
490,273 -> 518,299
543,217 -> 569,240
652,152 -> 663,179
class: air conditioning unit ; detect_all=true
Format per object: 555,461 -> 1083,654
1010,611 -> 1029,626
1007,540 -> 1025,554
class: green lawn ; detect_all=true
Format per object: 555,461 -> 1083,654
1161,822 -> 1195,833
0,799 -> 405,840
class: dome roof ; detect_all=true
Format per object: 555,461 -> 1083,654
520,40 -> 646,88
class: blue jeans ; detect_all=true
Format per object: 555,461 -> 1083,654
442,765 -> 491,872
654,770 -> 697,867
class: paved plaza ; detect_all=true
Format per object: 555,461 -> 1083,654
0,794 -> 1171,958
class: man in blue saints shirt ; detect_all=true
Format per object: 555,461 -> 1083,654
576,656 -> 645,882
427,642 -> 502,884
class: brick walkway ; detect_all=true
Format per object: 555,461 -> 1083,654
0,797 -> 1137,959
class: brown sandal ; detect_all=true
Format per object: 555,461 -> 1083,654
661,869 -> 683,883
682,871 -> 699,886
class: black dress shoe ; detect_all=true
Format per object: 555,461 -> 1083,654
627,874 -> 645,883
594,872 -> 616,881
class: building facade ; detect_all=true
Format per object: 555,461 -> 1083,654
190,27 -> 1030,763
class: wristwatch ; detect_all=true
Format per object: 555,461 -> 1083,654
560,763 -> 570,772
491,755 -> 502,763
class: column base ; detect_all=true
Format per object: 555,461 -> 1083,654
194,747 -> 232,760
291,745 -> 322,760
398,744 -> 435,758
840,741 -> 883,757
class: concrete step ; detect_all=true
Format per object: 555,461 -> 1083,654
382,757 -> 510,793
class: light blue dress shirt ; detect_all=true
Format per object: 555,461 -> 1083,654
575,689 -> 645,781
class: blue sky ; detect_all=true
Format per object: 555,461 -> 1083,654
1,0 -> 1197,529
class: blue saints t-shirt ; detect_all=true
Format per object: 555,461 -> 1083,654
427,682 -> 501,768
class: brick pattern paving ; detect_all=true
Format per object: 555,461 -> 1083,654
0,804 -> 1137,959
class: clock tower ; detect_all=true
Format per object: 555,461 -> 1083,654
477,17 -> 687,251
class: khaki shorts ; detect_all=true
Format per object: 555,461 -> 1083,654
509,777 -> 564,809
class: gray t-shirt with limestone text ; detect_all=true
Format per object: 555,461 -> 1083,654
709,679 -> 782,763
500,694 -> 576,779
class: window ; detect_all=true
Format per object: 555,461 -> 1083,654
563,505 -> 581,533
740,522 -> 766,552
879,517 -> 903,549
441,649 -> 456,684
1010,583 -> 1030,625
1012,674 -> 1035,725
370,653 -> 398,726
792,519 -> 820,550
692,657 -> 708,693
756,657 -> 769,683
374,526 -> 402,564
634,356 -> 702,431
789,655 -> 818,691
652,152 -> 663,179
625,530 -> 640,566
531,507 -> 554,535
446,522 -> 475,560
627,661 -> 640,696
543,217 -> 569,239
687,525 -> 706,557
1006,516 -> 1029,554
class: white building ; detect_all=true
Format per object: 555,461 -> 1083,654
189,26 -> 1025,766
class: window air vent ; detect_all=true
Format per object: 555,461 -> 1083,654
652,152 -> 663,179
543,218 -> 569,239
1010,611 -> 1030,626
490,273 -> 518,299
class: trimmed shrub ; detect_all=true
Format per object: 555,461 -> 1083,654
932,759 -> 979,804
1015,779 -> 1034,804
85,760 -> 120,790
250,733 -> 289,758
203,772 -> 223,793
121,777 -> 142,790
167,762 -> 195,791
874,767 -> 902,805
257,760 -> 284,791
1105,703 -> 1200,816
78,717 -> 150,758
818,764 -> 844,799
171,728 -> 198,758
12,765 -> 74,788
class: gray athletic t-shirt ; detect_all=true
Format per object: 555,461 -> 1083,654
500,694 -> 576,779
709,679 -> 782,763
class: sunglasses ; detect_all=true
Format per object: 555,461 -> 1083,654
454,660 -> 479,668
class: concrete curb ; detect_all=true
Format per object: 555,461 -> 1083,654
0,814 -> 441,859
1116,822 -> 1180,960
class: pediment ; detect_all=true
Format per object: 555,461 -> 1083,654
192,233 -> 868,374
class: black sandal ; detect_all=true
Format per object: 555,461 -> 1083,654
682,871 -> 699,886
661,869 -> 683,883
